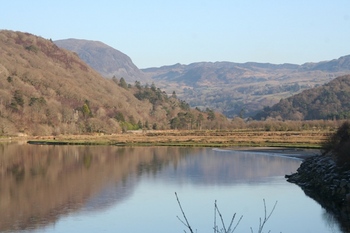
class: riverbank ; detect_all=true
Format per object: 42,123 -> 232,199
286,155 -> 350,232
24,129 -> 329,148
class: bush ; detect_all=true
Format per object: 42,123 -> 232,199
322,121 -> 350,167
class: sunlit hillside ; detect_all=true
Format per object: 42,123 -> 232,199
0,30 -> 227,136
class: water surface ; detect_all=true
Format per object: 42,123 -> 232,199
0,144 -> 342,232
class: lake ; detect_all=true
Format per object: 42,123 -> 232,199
0,143 -> 343,233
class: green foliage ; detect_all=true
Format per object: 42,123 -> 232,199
145,120 -> 149,129
179,100 -> 190,110
82,103 -> 91,118
7,76 -> 12,83
152,123 -> 158,130
137,120 -> 143,129
115,112 -> 125,122
134,81 -> 142,89
120,121 -> 140,131
170,117 -> 180,129
206,108 -> 216,121
13,90 -> 24,107
170,112 -> 195,129
25,45 -> 38,53
134,84 -> 166,105
322,121 -> 350,167
119,77 -> 128,89
29,97 -> 46,106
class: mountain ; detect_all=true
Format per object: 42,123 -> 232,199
53,38 -> 350,118
54,39 -> 150,83
254,74 -> 350,120
142,57 -> 350,117
0,30 -> 224,136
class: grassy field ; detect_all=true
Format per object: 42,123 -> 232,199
26,129 -> 330,148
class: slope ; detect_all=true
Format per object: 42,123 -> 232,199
142,57 -> 350,117
54,38 -> 150,83
254,75 -> 350,120
0,30 -> 224,136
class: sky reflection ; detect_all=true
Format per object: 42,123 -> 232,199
0,145 -> 343,233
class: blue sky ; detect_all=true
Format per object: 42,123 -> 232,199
2,1 -> 350,68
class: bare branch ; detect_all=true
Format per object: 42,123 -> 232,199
215,200 -> 228,232
258,199 -> 278,233
175,192 -> 194,233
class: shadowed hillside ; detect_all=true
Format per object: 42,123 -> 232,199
254,75 -> 350,120
0,30 -> 227,136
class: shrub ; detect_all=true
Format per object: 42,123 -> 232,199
322,121 -> 350,167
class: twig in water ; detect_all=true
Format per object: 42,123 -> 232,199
214,200 -> 243,233
250,199 -> 278,233
175,192 -> 194,233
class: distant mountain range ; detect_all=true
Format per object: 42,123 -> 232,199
54,38 -> 350,118
142,57 -> 350,117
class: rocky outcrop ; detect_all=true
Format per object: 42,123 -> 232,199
286,155 -> 350,231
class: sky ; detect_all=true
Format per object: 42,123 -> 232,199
2,1 -> 350,68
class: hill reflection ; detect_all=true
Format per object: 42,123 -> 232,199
0,144 -> 301,232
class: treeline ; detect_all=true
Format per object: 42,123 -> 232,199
254,75 -> 350,121
111,77 -> 226,132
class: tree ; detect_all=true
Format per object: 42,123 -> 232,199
196,113 -> 204,130
152,123 -> 158,130
172,91 -> 177,98
112,76 -> 118,84
207,109 -> 216,121
82,103 -> 91,118
115,112 -> 125,122
170,117 -> 180,129
151,82 -> 156,92
13,90 -> 24,107
137,120 -> 143,129
135,81 -> 142,89
119,77 -> 128,89
322,121 -> 350,167
145,120 -> 149,130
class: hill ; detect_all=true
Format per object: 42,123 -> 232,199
54,39 -> 150,83
0,30 -> 226,136
142,58 -> 350,117
52,38 -> 350,118
254,75 -> 350,120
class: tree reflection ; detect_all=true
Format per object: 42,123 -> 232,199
0,144 -> 191,232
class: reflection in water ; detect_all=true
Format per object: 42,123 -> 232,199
0,144 -> 343,232
0,144 -> 195,232
163,149 -> 301,185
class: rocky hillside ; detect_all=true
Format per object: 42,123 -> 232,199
54,38 -> 150,83
142,57 -> 350,117
254,75 -> 350,120
0,30 -> 226,136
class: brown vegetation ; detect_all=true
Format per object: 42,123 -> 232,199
322,121 -> 350,167
0,30 -> 228,136
255,75 -> 350,120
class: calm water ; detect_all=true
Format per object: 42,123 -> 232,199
0,143 -> 343,233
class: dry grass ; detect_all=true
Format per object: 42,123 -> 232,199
26,129 -> 329,148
